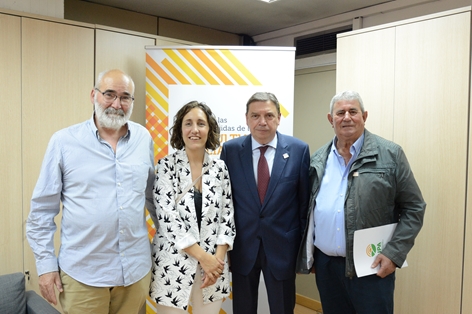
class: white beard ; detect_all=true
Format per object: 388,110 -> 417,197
94,101 -> 133,130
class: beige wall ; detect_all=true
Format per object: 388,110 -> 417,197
0,13 -> 22,276
19,16 -> 95,313
292,65 -> 336,304
336,8 -> 470,313
294,65 -> 336,153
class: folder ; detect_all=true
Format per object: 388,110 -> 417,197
353,223 -> 407,277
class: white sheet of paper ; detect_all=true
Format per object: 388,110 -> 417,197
353,223 -> 407,277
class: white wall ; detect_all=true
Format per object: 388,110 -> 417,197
0,0 -> 63,18
254,0 -> 472,46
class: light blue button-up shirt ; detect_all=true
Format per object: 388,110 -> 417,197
27,116 -> 155,287
313,134 -> 364,257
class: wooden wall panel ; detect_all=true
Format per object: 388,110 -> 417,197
0,13 -> 22,275
337,8 -> 471,313
95,29 -> 155,127
393,12 -> 470,314
336,27 -> 395,140
21,18 -> 94,299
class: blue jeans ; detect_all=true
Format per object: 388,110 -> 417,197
314,247 -> 395,314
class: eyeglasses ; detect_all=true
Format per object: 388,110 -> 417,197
95,88 -> 134,105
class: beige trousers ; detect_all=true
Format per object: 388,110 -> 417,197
59,269 -> 151,314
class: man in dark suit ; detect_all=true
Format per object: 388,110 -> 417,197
220,92 -> 310,314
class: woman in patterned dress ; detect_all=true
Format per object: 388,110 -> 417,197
150,101 -> 236,313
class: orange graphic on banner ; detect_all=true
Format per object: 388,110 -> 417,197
206,50 -> 247,85
192,49 -> 234,85
146,68 -> 169,98
179,49 -> 219,85
146,53 -> 176,85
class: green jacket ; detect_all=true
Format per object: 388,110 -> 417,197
296,129 -> 426,277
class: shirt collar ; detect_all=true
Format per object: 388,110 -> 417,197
251,134 -> 278,151
332,132 -> 365,159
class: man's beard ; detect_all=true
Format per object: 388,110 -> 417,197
94,101 -> 133,130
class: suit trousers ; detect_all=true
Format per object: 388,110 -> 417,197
232,241 -> 296,314
314,247 -> 395,314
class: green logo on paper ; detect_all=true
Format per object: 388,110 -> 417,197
366,242 -> 382,257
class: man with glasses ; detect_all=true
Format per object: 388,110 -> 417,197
26,69 -> 155,313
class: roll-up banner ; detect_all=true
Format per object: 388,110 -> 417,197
145,46 -> 295,314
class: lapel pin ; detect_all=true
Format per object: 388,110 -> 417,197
283,153 -> 289,159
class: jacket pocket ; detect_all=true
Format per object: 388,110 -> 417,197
349,167 -> 396,227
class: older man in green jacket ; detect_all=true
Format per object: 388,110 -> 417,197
297,90 -> 425,314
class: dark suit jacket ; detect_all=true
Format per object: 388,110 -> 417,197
220,132 -> 310,280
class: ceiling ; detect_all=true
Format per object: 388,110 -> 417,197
84,0 -> 394,37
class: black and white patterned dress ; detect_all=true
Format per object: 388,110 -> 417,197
150,149 -> 236,310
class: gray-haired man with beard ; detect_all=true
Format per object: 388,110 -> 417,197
27,69 -> 155,313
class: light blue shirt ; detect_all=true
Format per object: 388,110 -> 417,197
27,116 -> 155,287
313,134 -> 364,257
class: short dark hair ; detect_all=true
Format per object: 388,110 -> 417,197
170,101 -> 220,150
245,92 -> 280,114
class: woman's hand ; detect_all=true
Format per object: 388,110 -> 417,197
199,253 -> 224,287
200,245 -> 229,288
183,244 -> 224,288
201,271 -> 217,288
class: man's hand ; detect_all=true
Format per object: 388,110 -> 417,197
371,254 -> 396,278
39,271 -> 63,305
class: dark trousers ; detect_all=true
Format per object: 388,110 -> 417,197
232,241 -> 296,314
314,247 -> 395,314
